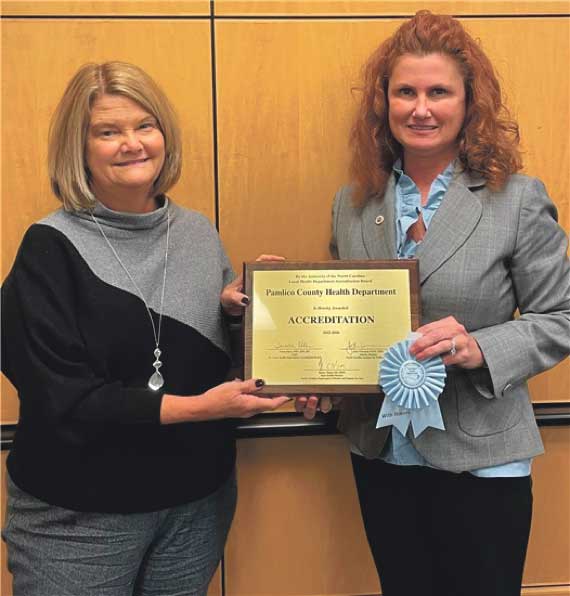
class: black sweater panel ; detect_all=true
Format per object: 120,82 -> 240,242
2,224 -> 235,513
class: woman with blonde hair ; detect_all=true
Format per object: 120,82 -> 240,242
298,11 -> 569,596
1,61 -> 288,596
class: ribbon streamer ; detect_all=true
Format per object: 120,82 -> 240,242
377,336 -> 446,437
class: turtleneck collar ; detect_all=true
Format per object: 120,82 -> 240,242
75,196 -> 170,231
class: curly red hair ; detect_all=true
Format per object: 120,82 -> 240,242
350,11 -> 522,205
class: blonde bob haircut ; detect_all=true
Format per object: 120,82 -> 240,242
48,61 -> 182,212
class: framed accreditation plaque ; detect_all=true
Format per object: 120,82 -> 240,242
243,260 -> 420,395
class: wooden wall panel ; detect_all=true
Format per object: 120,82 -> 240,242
524,426 -> 570,587
216,16 -> 569,261
216,17 -> 569,402
215,1 -> 570,16
216,19 -> 401,269
208,566 -> 222,596
1,1 -> 210,16
462,18 -> 569,230
225,435 -> 381,595
1,378 -> 18,424
529,360 -> 570,404
1,19 -> 215,422
225,427 -> 570,595
522,588 -> 570,596
1,19 -> 215,278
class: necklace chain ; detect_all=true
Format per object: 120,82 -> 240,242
90,207 -> 170,390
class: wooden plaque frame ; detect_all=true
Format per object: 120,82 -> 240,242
243,260 -> 420,396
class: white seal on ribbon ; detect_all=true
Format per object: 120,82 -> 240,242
376,332 -> 446,437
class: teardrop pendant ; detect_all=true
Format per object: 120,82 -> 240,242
148,371 -> 164,391
148,347 -> 164,390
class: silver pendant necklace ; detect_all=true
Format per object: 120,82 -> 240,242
90,207 -> 170,391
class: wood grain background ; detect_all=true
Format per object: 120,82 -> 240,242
1,2 -> 568,594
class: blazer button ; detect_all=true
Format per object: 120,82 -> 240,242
375,215 -> 384,225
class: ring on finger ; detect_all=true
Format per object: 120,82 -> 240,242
449,337 -> 457,357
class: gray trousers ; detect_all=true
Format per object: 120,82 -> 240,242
2,472 -> 237,596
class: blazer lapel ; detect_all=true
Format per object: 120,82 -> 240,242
415,170 -> 485,284
361,175 -> 397,259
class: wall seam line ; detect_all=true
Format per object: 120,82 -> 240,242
2,13 -> 569,20
210,0 -> 221,232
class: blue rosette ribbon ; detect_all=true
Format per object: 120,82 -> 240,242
376,333 -> 446,438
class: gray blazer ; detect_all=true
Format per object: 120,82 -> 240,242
332,169 -> 570,472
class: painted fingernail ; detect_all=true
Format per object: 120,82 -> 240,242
255,379 -> 265,387
241,296 -> 250,305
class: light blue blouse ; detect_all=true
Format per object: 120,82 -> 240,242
378,160 -> 531,478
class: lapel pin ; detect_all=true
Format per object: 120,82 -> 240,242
375,215 -> 385,225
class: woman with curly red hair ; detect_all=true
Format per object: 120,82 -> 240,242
298,11 -> 569,596
349,11 -> 522,203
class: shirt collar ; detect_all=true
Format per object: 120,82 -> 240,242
393,159 -> 455,257
393,158 -> 455,185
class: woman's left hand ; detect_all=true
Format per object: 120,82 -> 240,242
409,316 -> 485,369
220,276 -> 249,316
221,254 -> 285,316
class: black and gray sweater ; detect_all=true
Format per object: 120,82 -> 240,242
2,198 -> 237,513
